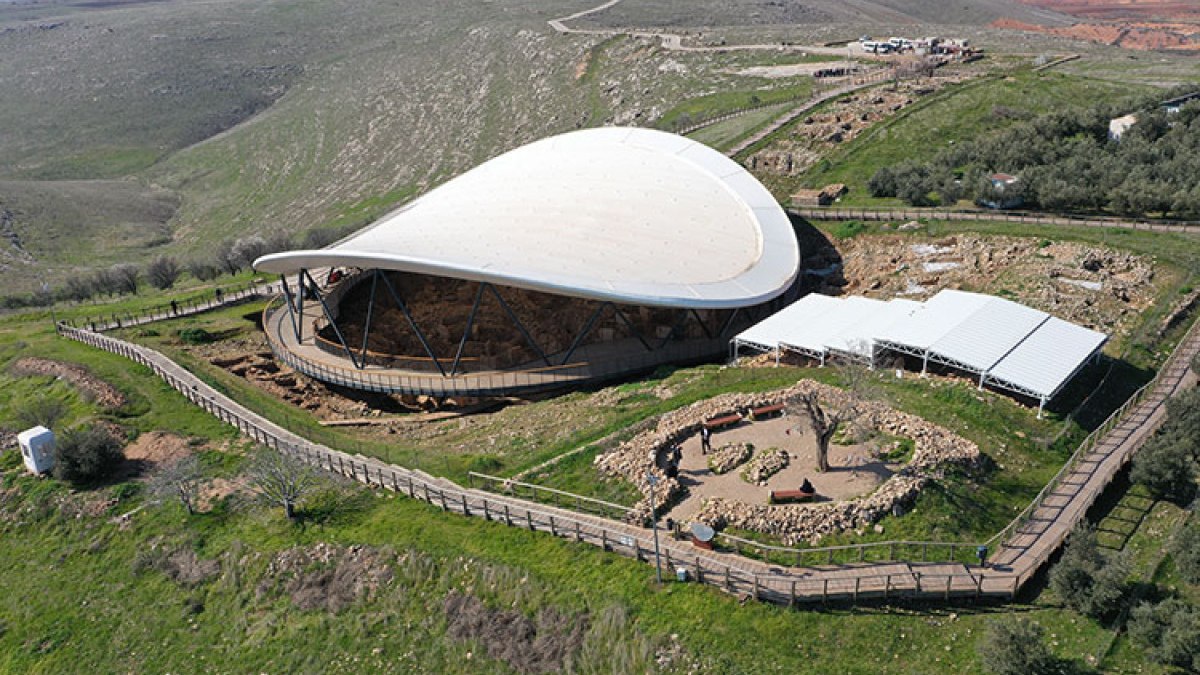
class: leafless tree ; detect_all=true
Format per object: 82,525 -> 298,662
245,447 -> 318,520
789,391 -> 859,472
150,454 -> 204,515
146,255 -> 181,290
111,263 -> 141,295
185,259 -> 221,282
214,239 -> 242,275
231,235 -> 269,270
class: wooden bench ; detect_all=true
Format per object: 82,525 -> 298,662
749,403 -> 785,420
769,489 -> 816,504
703,413 -> 743,431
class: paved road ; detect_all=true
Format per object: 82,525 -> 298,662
55,298 -> 1200,606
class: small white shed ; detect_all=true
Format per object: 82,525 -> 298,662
17,426 -> 55,475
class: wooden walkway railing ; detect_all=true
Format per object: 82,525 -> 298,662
53,305 -> 1200,607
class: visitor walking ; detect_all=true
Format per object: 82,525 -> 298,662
700,426 -> 712,454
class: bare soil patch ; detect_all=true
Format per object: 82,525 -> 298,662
10,356 -> 126,408
667,415 -> 894,523
443,591 -> 589,675
259,543 -> 395,614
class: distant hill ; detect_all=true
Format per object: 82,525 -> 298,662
573,0 -> 1076,28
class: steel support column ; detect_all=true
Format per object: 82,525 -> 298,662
279,274 -> 302,342
561,302 -> 608,365
485,284 -> 551,367
451,283 -> 487,376
656,309 -> 691,350
689,309 -> 714,340
358,270 -> 381,366
717,308 -> 741,338
377,272 -> 447,376
612,306 -> 653,352
302,269 -> 362,369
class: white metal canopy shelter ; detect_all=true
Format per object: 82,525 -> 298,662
733,289 -> 1108,415
255,127 -> 800,310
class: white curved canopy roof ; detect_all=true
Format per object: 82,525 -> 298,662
255,127 -> 799,309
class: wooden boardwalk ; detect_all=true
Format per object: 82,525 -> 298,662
55,307 -> 1200,606
791,206 -> 1200,234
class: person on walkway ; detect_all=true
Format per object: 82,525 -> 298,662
700,426 -> 712,454
170,299 -> 178,316
214,287 -> 224,304
800,477 -> 815,494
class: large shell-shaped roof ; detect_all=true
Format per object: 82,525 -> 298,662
255,127 -> 799,309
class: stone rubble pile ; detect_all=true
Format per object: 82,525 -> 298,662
595,380 -> 981,538
742,448 -> 790,485
707,442 -> 753,475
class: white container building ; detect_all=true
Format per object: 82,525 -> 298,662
17,426 -> 55,475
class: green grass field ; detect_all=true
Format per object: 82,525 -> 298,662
2,216 -> 1198,672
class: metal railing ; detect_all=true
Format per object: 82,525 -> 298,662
261,297 -> 729,397
468,471 -> 634,520
65,280 -> 266,332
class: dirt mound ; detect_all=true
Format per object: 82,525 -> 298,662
259,543 -> 394,613
443,591 -> 589,674
10,357 -> 125,408
133,546 -> 220,587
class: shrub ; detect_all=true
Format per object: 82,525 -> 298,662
1049,524 -> 1130,621
1128,599 -> 1200,672
977,619 -> 1061,675
110,263 -> 140,295
186,259 -> 221,282
1172,519 -> 1200,585
178,328 -> 214,345
53,426 -> 124,485
146,255 -> 181,290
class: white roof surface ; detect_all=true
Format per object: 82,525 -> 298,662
734,293 -> 842,350
986,317 -> 1108,399
255,127 -> 800,309
734,289 -> 1107,401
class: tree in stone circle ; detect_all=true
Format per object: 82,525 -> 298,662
150,454 -> 205,515
245,446 -> 317,520
790,391 -> 856,473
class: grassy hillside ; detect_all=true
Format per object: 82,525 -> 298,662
793,70 -> 1156,204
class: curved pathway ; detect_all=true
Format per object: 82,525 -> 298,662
56,301 -> 1200,605
791,206 -> 1200,234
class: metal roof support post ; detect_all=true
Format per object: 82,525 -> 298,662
656,309 -> 691,350
689,309 -> 714,340
358,270 -> 380,366
280,274 -> 302,342
302,269 -> 361,369
296,271 -> 306,344
561,302 -> 608,365
378,272 -> 447,376
921,351 -> 929,377
486,284 -> 551,367
1038,397 -> 1046,419
718,308 -> 741,338
612,306 -> 653,352
979,370 -> 986,390
450,282 -> 486,376
775,347 -> 781,367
